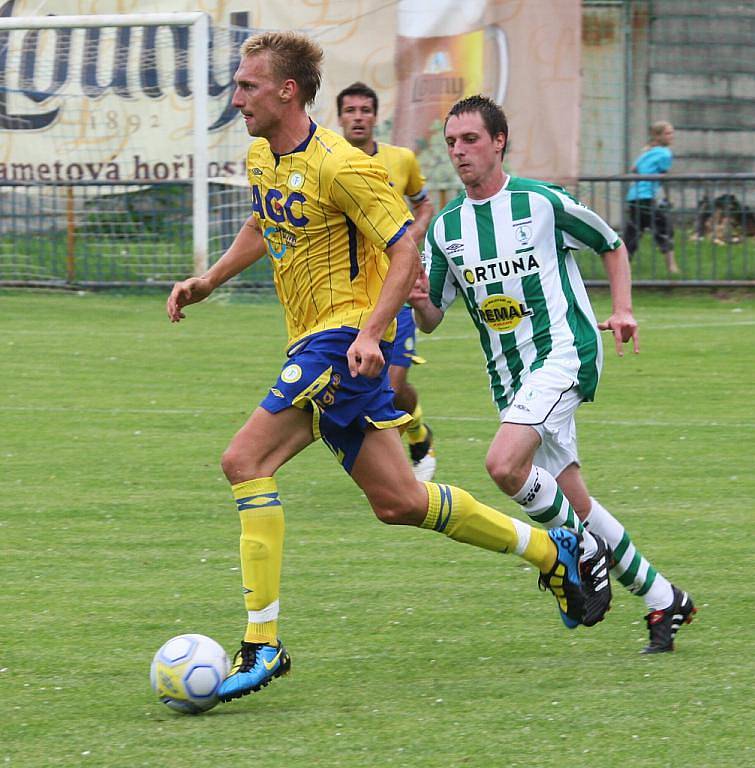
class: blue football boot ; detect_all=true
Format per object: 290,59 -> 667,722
538,528 -> 585,628
217,640 -> 291,702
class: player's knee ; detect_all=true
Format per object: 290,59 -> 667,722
370,484 -> 426,526
221,443 -> 260,484
220,446 -> 242,482
485,453 -> 527,496
392,388 -> 410,412
393,381 -> 417,414
373,504 -> 410,525
389,372 -> 410,400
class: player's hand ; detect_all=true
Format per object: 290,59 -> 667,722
597,310 -> 640,356
408,271 -> 430,305
166,277 -> 213,322
347,332 -> 385,378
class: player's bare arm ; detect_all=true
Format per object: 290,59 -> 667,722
407,196 -> 434,247
167,216 -> 267,322
597,242 -> 640,355
347,233 -> 421,378
408,270 -> 443,333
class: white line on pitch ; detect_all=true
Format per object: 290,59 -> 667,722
0,404 -> 751,429
425,415 -> 755,428
422,319 -> 755,342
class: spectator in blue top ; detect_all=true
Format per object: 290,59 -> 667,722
624,121 -> 680,275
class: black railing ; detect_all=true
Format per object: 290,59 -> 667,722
576,174 -> 755,285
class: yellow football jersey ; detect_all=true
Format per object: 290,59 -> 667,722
246,123 -> 412,350
371,142 -> 427,202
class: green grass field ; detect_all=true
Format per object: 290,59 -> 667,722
578,236 -> 753,282
2,289 -> 754,767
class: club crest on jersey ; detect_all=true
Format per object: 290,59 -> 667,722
477,295 -> 533,333
514,224 -> 532,244
281,364 -> 303,383
462,254 -> 540,285
287,172 -> 305,190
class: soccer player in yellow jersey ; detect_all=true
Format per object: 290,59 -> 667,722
337,81 -> 437,481
166,31 -> 612,703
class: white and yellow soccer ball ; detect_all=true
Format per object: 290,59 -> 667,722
150,634 -> 230,714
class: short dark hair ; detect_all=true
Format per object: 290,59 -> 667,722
336,81 -> 378,116
445,95 -> 509,157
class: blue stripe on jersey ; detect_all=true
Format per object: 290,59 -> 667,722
345,216 -> 359,280
386,222 -> 411,247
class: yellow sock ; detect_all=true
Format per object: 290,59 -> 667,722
406,404 -> 428,444
421,482 -> 556,572
232,477 -> 284,645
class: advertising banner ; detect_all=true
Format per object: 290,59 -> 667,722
0,0 -> 581,187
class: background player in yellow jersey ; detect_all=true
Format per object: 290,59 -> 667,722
166,31 -> 612,703
337,81 -> 436,481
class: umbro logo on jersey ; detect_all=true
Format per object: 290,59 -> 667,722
446,242 -> 464,253
462,254 -> 540,285
252,167 -> 263,175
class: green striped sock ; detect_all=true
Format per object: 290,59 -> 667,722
584,497 -> 673,610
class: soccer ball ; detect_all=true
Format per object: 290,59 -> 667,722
150,633 -> 230,714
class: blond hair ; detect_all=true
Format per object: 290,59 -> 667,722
649,121 -> 673,141
240,31 -> 323,106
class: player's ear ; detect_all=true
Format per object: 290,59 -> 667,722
279,78 -> 297,103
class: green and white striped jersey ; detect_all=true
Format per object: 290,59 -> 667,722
424,176 -> 621,412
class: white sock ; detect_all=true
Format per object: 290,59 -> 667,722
583,497 -> 673,610
511,466 -> 597,559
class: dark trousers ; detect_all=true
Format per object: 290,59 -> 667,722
623,199 -> 674,256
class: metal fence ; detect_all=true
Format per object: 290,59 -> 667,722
576,173 -> 755,285
0,180 -> 193,288
1,174 -> 753,289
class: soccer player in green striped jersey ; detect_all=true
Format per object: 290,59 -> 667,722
411,95 -> 695,653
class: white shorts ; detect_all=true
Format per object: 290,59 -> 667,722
500,366 -> 582,478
